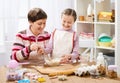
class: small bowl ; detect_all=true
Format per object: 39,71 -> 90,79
98,42 -> 112,47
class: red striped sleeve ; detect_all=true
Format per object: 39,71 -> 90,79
13,52 -> 19,62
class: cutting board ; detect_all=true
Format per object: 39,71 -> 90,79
33,63 -> 80,76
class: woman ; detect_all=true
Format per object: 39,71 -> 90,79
11,8 -> 50,65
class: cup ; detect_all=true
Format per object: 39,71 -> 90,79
79,16 -> 85,21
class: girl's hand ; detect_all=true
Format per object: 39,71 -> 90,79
60,54 -> 72,64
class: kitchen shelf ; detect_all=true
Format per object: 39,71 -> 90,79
74,0 -> 120,77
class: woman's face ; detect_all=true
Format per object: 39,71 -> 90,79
61,14 -> 74,30
30,19 -> 47,36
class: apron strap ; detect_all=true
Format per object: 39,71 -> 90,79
71,31 -> 75,53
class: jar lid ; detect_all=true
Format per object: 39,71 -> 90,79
108,65 -> 117,71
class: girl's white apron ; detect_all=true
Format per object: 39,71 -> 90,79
52,30 -> 74,58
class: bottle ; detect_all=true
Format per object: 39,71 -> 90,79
96,52 -> 105,66
87,3 -> 93,16
111,9 -> 115,22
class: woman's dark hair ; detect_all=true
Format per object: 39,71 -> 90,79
28,8 -> 47,22
61,8 -> 77,22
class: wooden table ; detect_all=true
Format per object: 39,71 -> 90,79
0,65 -> 120,83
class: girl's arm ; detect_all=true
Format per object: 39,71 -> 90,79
44,32 -> 54,55
71,32 -> 79,60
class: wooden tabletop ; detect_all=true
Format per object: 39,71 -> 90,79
0,65 -> 120,83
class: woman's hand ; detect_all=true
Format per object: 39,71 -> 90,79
30,43 -> 39,51
37,47 -> 44,55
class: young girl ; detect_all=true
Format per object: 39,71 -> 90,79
11,8 -> 50,65
45,8 -> 79,63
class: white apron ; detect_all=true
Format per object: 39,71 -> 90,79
52,30 -> 74,58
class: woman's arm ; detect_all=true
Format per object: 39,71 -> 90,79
11,35 -> 30,62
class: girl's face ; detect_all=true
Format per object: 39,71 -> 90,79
61,14 -> 75,30
30,19 -> 46,36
